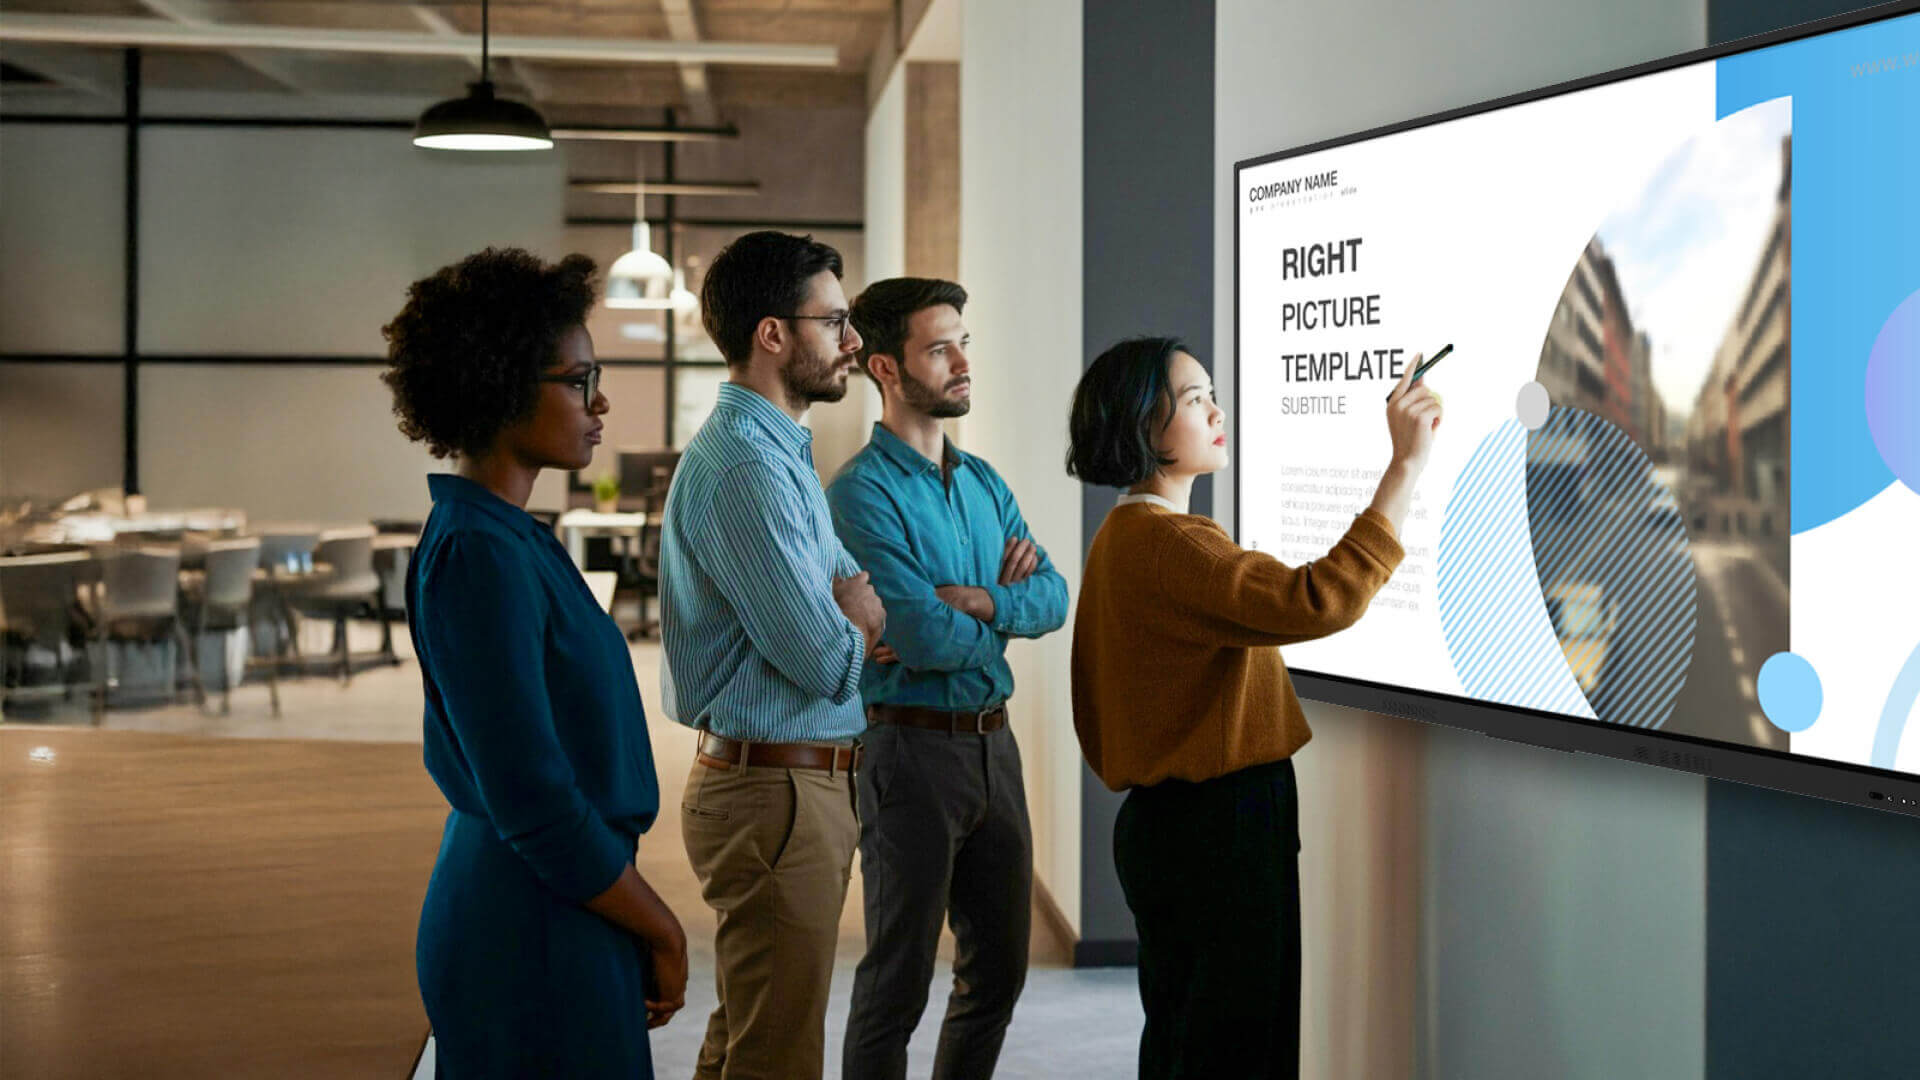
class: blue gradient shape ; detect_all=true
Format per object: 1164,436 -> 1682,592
1865,289 -> 1920,493
1757,651 -> 1823,733
1871,641 -> 1920,769
1717,14 -> 1920,533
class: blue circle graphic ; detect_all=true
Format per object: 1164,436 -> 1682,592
1865,288 -> 1920,496
1757,652 -> 1823,734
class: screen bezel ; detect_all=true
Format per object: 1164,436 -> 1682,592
1230,0 -> 1920,816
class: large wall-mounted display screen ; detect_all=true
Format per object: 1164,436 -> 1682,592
1235,3 -> 1920,809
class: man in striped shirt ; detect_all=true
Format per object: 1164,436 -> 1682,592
658,231 -> 887,1080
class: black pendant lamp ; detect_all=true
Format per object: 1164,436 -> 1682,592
413,0 -> 552,151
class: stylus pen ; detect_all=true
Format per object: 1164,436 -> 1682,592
1387,343 -> 1453,401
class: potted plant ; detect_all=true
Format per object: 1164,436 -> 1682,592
591,472 -> 621,513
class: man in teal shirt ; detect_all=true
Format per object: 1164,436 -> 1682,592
827,278 -> 1068,1080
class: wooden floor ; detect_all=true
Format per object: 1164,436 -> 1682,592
1,729 -> 445,1078
2,624 -> 1084,1076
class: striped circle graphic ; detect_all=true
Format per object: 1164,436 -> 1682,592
1437,420 -> 1597,721
1522,407 -> 1697,730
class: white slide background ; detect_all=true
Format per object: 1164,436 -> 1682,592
1237,62 -> 1717,700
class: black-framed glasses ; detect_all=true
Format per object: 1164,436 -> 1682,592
778,313 -> 855,343
538,363 -> 602,409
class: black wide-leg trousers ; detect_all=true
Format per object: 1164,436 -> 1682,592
1114,757 -> 1302,1080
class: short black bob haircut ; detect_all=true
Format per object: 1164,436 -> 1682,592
848,277 -> 969,379
381,247 -> 597,460
700,231 -> 844,367
1065,336 -> 1191,488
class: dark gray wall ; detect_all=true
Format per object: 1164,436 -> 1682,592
1707,0 -> 1887,39
1078,0 -> 1215,963
1706,780 -> 1920,1078
1704,7 -> 1920,1074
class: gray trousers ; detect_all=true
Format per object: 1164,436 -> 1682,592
841,720 -> 1033,1080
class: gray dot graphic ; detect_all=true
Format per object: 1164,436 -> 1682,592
1517,381 -> 1551,430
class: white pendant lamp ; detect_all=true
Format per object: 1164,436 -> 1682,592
413,0 -> 552,151
605,151 -> 675,308
669,267 -> 699,315
605,222 -> 674,307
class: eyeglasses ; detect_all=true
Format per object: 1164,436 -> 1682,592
537,363 -> 602,410
779,313 -> 855,343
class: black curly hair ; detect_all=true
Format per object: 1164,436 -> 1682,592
381,247 -> 598,460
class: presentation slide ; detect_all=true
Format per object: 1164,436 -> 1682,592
1237,11 -> 1920,777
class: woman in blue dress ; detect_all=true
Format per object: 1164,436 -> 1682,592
381,247 -> 687,1076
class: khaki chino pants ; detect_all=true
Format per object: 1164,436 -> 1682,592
681,758 -> 860,1080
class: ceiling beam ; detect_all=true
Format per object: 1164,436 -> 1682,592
659,0 -> 717,126
412,3 -> 552,104
0,15 -> 840,68
408,5 -> 478,73
410,4 -> 555,107
136,0 -> 311,93
507,58 -> 553,102
0,41 -> 121,100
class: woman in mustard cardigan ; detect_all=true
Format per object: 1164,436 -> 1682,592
1066,337 -> 1440,1080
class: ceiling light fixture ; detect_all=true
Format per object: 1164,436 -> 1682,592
412,0 -> 550,151
573,179 -> 762,198
550,124 -> 738,144
669,268 -> 699,315
606,148 -> 675,308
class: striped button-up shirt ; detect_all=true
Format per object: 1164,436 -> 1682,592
658,382 -> 868,743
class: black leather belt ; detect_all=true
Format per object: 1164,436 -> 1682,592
695,732 -> 861,774
866,702 -> 1009,735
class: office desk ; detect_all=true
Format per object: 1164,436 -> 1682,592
556,509 -> 662,569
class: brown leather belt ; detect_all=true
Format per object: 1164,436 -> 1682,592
866,702 -> 1009,735
696,732 -> 861,774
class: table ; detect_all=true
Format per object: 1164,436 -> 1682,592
17,508 -> 247,548
557,509 -> 662,568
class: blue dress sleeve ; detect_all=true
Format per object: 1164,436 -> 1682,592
419,532 -> 634,902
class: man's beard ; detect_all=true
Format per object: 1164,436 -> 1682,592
898,366 -> 971,419
781,340 -> 849,407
